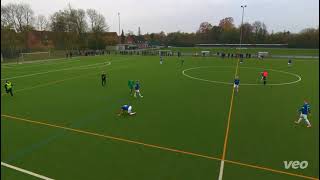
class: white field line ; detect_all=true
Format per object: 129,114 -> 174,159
2,57 -> 68,65
20,57 -> 68,64
0,62 -> 138,96
2,56 -> 84,65
1,62 -> 120,96
75,62 -> 111,70
2,59 -> 81,70
218,160 -> 225,180
182,66 -> 301,86
1,162 -> 55,180
1,65 -> 14,69
1,62 -> 111,80
13,54 -> 109,65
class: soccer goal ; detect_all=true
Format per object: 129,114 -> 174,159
158,50 -> 173,56
19,51 -> 51,64
257,52 -> 269,60
201,51 -> 210,56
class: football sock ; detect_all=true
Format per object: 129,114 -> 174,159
305,119 -> 311,126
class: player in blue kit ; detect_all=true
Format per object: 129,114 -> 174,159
118,105 -> 136,116
134,80 -> 143,98
295,100 -> 312,127
234,76 -> 240,93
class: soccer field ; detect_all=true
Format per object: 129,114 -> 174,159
1,55 -> 319,180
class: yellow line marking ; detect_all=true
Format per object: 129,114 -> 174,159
0,114 -> 220,161
222,59 -> 240,159
1,114 -> 318,180
218,59 -> 240,180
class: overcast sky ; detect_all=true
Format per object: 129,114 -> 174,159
2,0 -> 319,35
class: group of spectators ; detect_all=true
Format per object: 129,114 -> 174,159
218,52 -> 252,59
65,50 -> 112,58
64,49 -> 256,59
118,51 -> 141,55
118,50 -> 176,56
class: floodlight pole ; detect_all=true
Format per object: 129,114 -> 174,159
239,5 -> 247,49
9,27 -> 16,62
118,12 -> 121,36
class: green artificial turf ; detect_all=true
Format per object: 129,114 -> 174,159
1,55 -> 319,180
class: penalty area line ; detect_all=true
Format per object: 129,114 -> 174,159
1,61 -> 110,80
1,162 -> 54,180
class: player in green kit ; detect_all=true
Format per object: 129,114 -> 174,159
128,80 -> 134,95
4,80 -> 13,96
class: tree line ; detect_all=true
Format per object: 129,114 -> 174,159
1,3 -> 111,58
145,17 -> 318,48
1,2 -> 319,59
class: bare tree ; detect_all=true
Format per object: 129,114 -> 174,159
49,10 -> 70,49
252,21 -> 262,40
36,14 -> 48,31
1,5 -> 12,28
86,8 -> 109,49
14,3 -> 34,31
86,9 -> 97,31
22,3 -> 34,28
86,8 -> 108,33
49,10 -> 68,32
70,8 -> 87,34
1,3 -> 34,32
252,21 -> 268,43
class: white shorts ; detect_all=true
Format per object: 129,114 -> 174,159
234,84 -> 239,88
128,106 -> 132,113
300,113 -> 307,120
135,89 -> 140,93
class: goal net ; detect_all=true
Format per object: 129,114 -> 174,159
19,51 -> 51,64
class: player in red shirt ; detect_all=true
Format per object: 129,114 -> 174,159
261,70 -> 268,85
